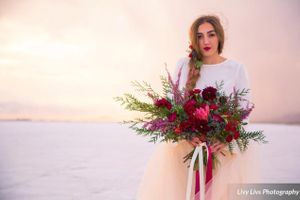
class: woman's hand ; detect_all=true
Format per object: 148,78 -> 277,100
188,136 -> 203,147
188,137 -> 226,156
210,142 -> 226,156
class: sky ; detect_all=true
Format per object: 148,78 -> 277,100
0,0 -> 299,123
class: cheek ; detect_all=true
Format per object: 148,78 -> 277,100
198,40 -> 205,48
213,38 -> 219,47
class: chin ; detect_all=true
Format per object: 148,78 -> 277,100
202,52 -> 213,57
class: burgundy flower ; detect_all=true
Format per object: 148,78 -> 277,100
209,103 -> 218,110
154,98 -> 172,110
225,122 -> 238,132
233,131 -> 240,139
188,53 -> 192,58
226,135 -> 233,143
168,111 -> 177,122
183,99 -> 197,115
179,121 -> 189,131
212,114 -> 224,122
189,88 -> 201,97
179,120 -> 194,132
195,120 -> 211,133
202,86 -> 217,101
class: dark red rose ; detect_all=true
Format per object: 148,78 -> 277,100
179,121 -> 190,131
202,86 -> 217,101
179,120 -> 196,132
226,135 -> 233,143
183,99 -> 197,115
189,88 -> 201,97
225,122 -> 237,132
233,131 -> 240,139
195,120 -> 211,133
209,103 -> 218,110
188,53 -> 192,58
168,111 -> 177,122
154,98 -> 172,110
189,44 -> 193,49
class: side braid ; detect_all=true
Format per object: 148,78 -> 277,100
185,60 -> 201,92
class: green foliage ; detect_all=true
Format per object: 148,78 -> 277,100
160,76 -> 173,97
131,80 -> 161,99
115,74 -> 267,171
237,129 -> 267,151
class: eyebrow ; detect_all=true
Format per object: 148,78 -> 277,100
196,30 -> 216,35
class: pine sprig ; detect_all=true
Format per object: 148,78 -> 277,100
237,129 -> 267,151
160,76 -> 173,97
215,80 -> 225,91
131,80 -> 161,99
130,125 -> 162,143
228,142 -> 234,154
114,94 -> 157,113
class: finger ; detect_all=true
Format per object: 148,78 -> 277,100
211,143 -> 225,153
192,137 -> 201,143
211,142 -> 221,148
210,146 -> 219,153
190,141 -> 197,147
216,144 -> 226,151
192,138 -> 201,145
220,151 -> 226,156
215,143 -> 225,149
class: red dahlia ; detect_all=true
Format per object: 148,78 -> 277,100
202,86 -> 217,101
154,98 -> 172,110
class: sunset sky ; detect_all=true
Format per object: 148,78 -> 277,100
0,0 -> 299,123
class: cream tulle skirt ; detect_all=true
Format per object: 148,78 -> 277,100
136,140 -> 261,200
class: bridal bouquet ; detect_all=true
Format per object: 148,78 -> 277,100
115,66 -> 266,200
115,67 -> 266,168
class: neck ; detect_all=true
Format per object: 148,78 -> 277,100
202,55 -> 224,65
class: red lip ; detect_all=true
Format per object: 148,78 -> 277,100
204,47 -> 211,51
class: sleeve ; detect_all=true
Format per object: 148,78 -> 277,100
235,63 -> 252,124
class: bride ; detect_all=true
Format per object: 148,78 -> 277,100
136,15 -> 261,200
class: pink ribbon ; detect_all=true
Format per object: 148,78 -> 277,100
195,145 -> 212,198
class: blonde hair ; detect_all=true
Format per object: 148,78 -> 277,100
185,15 -> 225,92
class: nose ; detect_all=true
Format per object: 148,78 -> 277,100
203,35 -> 210,44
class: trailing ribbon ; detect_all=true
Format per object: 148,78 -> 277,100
195,145 -> 212,198
185,143 -> 212,200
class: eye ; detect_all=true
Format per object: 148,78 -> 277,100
209,33 -> 216,37
197,35 -> 202,39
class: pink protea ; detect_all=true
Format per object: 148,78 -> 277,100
194,104 -> 209,121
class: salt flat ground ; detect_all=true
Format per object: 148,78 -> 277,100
0,122 -> 299,200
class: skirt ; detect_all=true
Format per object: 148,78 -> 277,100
136,140 -> 261,200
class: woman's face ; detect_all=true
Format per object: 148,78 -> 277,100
197,22 -> 219,58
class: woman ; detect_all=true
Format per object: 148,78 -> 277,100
136,15 -> 261,200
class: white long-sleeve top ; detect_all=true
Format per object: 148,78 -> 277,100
173,57 -> 252,123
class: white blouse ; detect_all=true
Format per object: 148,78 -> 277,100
173,57 -> 252,122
